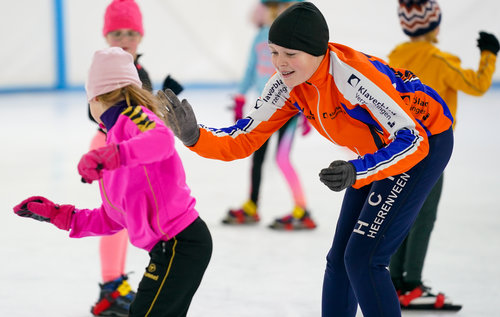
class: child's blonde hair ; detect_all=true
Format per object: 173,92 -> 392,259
98,85 -> 159,116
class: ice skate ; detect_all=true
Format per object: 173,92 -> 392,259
399,284 -> 462,311
222,200 -> 260,225
91,274 -> 136,317
268,206 -> 317,230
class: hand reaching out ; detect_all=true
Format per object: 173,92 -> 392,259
13,196 -> 74,231
157,89 -> 200,147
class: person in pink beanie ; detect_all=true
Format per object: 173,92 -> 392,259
103,0 -> 144,37
15,47 -> 212,317
100,0 -> 183,93
86,1 -> 184,315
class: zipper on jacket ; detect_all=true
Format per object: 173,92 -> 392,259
100,179 -> 126,215
307,81 -> 338,145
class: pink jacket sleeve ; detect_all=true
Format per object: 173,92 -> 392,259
117,112 -> 176,168
69,205 -> 124,238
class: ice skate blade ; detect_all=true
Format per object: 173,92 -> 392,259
401,303 -> 462,311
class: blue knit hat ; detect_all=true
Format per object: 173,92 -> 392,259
398,0 -> 441,37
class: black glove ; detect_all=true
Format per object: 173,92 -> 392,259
319,160 -> 356,192
162,75 -> 184,95
477,31 -> 499,55
157,89 -> 200,147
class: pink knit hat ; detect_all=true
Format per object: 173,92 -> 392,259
86,47 -> 142,101
102,0 -> 144,36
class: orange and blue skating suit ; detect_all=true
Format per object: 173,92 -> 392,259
190,43 -> 453,187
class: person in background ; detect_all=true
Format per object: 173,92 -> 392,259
388,0 -> 497,311
14,47 -> 212,317
87,0 -> 183,315
158,2 -> 455,316
224,0 -> 316,231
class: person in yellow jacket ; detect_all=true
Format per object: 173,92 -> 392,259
388,0 -> 498,311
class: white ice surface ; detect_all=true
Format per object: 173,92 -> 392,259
0,88 -> 499,317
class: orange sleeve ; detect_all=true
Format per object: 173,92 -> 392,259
189,74 -> 299,161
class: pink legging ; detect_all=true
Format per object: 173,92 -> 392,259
275,118 -> 306,208
249,115 -> 306,208
89,130 -> 129,282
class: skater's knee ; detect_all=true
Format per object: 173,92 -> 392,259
344,247 -> 368,277
326,248 -> 345,271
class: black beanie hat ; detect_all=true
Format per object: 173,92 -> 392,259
268,2 -> 329,56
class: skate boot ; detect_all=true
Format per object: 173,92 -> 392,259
268,206 -> 317,230
91,274 -> 136,317
399,284 -> 462,311
222,199 -> 260,225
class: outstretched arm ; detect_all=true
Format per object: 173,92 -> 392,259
157,89 -> 200,147
157,74 -> 299,161
13,196 -> 123,236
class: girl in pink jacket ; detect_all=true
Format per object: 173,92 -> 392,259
13,47 -> 212,317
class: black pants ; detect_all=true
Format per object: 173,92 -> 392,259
249,115 -> 297,204
129,217 -> 212,317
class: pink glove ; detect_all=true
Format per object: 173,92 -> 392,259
13,196 -> 74,231
78,144 -> 121,183
300,114 -> 312,136
233,94 -> 246,121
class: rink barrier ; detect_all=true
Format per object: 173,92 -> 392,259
1,1 -> 499,95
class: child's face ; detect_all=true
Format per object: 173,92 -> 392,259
105,29 -> 142,57
268,44 -> 323,88
89,98 -> 106,124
